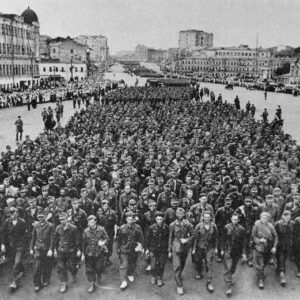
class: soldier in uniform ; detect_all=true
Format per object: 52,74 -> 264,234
1,206 -> 26,291
117,211 -> 144,290
275,210 -> 294,286
235,196 -> 260,267
30,208 -> 54,292
192,210 -> 218,293
222,213 -> 246,296
96,199 -> 118,266
165,198 -> 179,225
145,211 -> 169,287
168,207 -> 194,295
82,215 -> 109,293
54,212 -> 81,293
252,212 -> 278,289
157,183 -> 176,213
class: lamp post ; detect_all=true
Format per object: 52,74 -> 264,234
70,57 -> 74,82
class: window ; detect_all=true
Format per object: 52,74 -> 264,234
52,48 -> 56,53
49,67 -> 52,72
61,67 -> 65,72
80,67 -> 83,72
43,67 -> 46,72
70,49 -> 74,54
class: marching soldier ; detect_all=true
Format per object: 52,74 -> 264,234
54,212 -> 81,293
30,208 -> 54,292
145,211 -> 169,287
82,215 -> 109,293
168,207 -> 194,295
117,211 -> 144,290
252,212 -> 278,289
192,210 -> 218,293
96,199 -> 118,266
1,206 -> 26,292
222,213 -> 246,296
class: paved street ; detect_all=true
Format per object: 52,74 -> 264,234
0,66 -> 299,299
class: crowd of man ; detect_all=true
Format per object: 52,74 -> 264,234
0,83 -> 300,297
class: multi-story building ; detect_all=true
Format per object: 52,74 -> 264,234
177,45 -> 289,80
179,30 -> 213,50
0,7 -> 40,90
134,44 -> 167,62
39,34 -> 51,59
135,44 -> 149,61
49,36 -> 87,62
39,58 -> 87,82
74,35 -> 109,62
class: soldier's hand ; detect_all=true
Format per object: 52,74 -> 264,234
54,250 -> 58,258
168,252 -> 172,259
77,250 -> 81,257
271,247 -> 276,254
180,238 -> 188,244
113,234 -> 117,241
220,250 -> 224,256
47,249 -> 53,257
81,254 -> 85,262
98,240 -> 106,247
30,249 -> 34,256
215,248 -> 218,255
145,249 -> 149,257
242,254 -> 247,262
1,244 -> 6,253
192,249 -> 196,255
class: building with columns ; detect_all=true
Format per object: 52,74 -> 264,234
0,7 -> 40,90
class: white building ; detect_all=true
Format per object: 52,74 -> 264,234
39,59 -> 87,82
74,35 -> 109,63
0,7 -> 40,90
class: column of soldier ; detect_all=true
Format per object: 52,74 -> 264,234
0,87 -> 300,297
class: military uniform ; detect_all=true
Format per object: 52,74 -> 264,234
31,220 -> 54,288
222,223 -> 245,286
117,222 -> 144,282
54,222 -> 79,284
146,222 -> 169,281
96,208 -> 117,258
168,219 -> 194,288
82,224 -> 108,283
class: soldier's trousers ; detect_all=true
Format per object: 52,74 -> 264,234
194,248 -> 214,282
223,252 -> 239,284
254,250 -> 271,280
8,249 -> 24,282
172,251 -> 188,287
33,252 -> 53,286
245,231 -> 253,261
276,249 -> 289,273
107,234 -> 114,258
150,251 -> 168,279
85,255 -> 105,282
57,251 -> 78,282
119,252 -> 138,281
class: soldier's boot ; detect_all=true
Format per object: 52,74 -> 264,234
96,275 -> 102,287
280,272 -> 286,287
195,272 -> 203,280
258,279 -> 264,289
207,282 -> 214,293
128,275 -> 134,282
60,282 -> 67,293
177,286 -> 184,295
34,286 -> 41,293
226,283 -> 232,297
88,282 -> 95,293
151,276 -> 156,285
120,280 -> 128,290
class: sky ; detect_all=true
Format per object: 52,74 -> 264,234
1,0 -> 300,54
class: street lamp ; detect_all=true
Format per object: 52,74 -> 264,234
70,56 -> 74,82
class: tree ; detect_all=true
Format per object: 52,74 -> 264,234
275,62 -> 290,76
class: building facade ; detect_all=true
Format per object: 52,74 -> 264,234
0,7 -> 40,90
74,35 -> 109,62
39,59 -> 87,82
49,36 -> 87,62
179,30 -> 213,50
177,45 -> 289,80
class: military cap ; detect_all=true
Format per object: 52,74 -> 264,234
125,211 -> 135,218
101,199 -> 109,205
155,211 -> 164,218
87,215 -> 97,222
66,179 -> 72,183
200,193 -> 207,198
37,208 -> 45,217
176,207 -> 186,214
164,183 -> 171,188
58,212 -> 68,220
148,200 -> 157,207
9,206 -> 18,213
47,196 -> 55,203
266,194 -> 274,200
128,199 -> 137,205
48,176 -> 55,182
250,186 -> 258,192
148,179 -> 155,185
72,198 -> 79,203
171,198 -> 179,205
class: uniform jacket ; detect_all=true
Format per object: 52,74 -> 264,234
2,217 -> 26,250
54,222 -> 79,253
30,221 -> 54,255
146,223 -> 169,253
223,223 -> 245,257
193,222 -> 218,250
